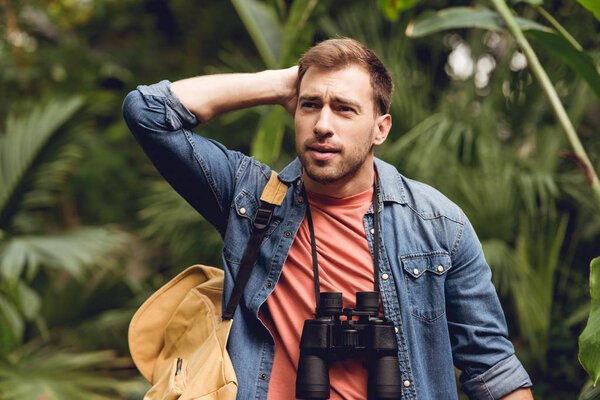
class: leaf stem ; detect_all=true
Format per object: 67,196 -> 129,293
489,0 -> 600,211
535,6 -> 583,51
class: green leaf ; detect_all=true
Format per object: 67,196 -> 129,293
579,382 -> 600,400
139,180 -> 222,265
16,281 -> 41,321
405,7 -> 600,98
405,7 -> 550,37
576,0 -> 600,21
0,228 -> 129,282
250,106 -> 287,164
378,0 -> 419,21
0,239 -> 27,281
0,97 -> 84,229
512,0 -> 543,5
0,349 -> 125,400
231,0 -> 284,68
525,29 -> 600,99
0,293 -> 24,353
21,142 -> 85,211
279,0 -> 319,66
580,257 -> 600,385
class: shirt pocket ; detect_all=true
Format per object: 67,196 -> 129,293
401,253 -> 452,322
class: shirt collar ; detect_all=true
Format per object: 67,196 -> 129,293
374,157 -> 407,205
277,157 -> 407,205
277,157 -> 303,184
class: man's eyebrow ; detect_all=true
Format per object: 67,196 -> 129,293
298,94 -> 362,111
332,96 -> 361,111
298,95 -> 321,102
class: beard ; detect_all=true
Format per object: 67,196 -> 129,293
297,140 -> 375,185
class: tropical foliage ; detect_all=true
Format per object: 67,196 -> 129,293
1,0 -> 598,398
0,98 -> 142,398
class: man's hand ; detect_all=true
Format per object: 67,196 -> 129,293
170,67 -> 299,123
279,66 -> 298,116
500,388 -> 534,399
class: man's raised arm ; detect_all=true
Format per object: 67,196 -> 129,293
122,68 -> 297,234
169,67 -> 298,122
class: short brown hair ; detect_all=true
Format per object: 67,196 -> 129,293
296,38 -> 393,115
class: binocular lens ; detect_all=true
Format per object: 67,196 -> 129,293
319,292 -> 343,315
356,291 -> 379,314
368,355 -> 403,399
296,354 -> 330,399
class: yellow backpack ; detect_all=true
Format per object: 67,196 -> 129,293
128,172 -> 288,400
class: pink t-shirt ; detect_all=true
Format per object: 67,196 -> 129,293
261,187 -> 375,399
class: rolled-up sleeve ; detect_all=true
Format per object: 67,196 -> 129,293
462,354 -> 532,399
122,80 -> 246,235
446,214 -> 532,399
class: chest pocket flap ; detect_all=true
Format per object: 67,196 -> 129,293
401,253 -> 452,322
234,190 -> 259,221
402,254 -> 452,278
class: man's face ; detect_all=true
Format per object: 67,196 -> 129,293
294,65 -> 390,195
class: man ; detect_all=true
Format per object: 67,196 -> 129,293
123,38 -> 533,399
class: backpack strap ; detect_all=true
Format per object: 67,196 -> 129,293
222,171 -> 288,320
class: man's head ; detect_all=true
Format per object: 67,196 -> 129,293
296,38 -> 393,116
294,38 -> 393,197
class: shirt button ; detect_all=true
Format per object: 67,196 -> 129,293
298,198 -> 304,204
381,273 -> 389,280
239,207 -> 246,215
413,268 -> 419,275
266,282 -> 273,288
437,265 -> 444,272
370,228 -> 375,234
260,373 -> 267,380
394,327 -> 399,334
284,231 -> 292,237
403,380 -> 411,387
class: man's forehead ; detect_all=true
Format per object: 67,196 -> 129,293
298,65 -> 372,98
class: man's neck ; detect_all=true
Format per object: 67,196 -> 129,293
302,167 -> 375,199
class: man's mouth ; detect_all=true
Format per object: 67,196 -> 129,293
307,145 -> 340,160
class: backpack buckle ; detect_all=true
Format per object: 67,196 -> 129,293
253,206 -> 273,230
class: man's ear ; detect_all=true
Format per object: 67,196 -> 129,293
373,114 -> 391,146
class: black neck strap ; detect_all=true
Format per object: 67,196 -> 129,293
301,180 -> 382,314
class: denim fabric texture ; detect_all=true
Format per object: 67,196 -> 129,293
122,80 -> 532,400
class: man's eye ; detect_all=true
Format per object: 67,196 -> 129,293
301,102 -> 317,108
339,106 -> 355,113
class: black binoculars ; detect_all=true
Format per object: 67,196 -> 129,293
295,291 -> 403,399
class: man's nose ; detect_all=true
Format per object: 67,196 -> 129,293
313,107 -> 334,138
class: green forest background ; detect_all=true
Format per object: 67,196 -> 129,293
1,0 -> 600,399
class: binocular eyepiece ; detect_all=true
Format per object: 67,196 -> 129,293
295,291 -> 403,399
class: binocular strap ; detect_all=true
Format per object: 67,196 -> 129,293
301,179 -> 382,314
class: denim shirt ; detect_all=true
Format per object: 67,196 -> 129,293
122,80 -> 532,400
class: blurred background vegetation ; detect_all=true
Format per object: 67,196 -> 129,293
1,0 -> 599,398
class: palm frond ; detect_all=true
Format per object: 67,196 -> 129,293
21,141 -> 86,212
1,280 -> 42,321
0,349 -> 127,400
0,97 -> 84,229
481,238 -> 529,296
138,180 -> 223,267
452,145 -> 518,241
510,214 -> 569,359
0,227 -> 130,283
0,293 -> 24,355
33,307 -> 137,367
